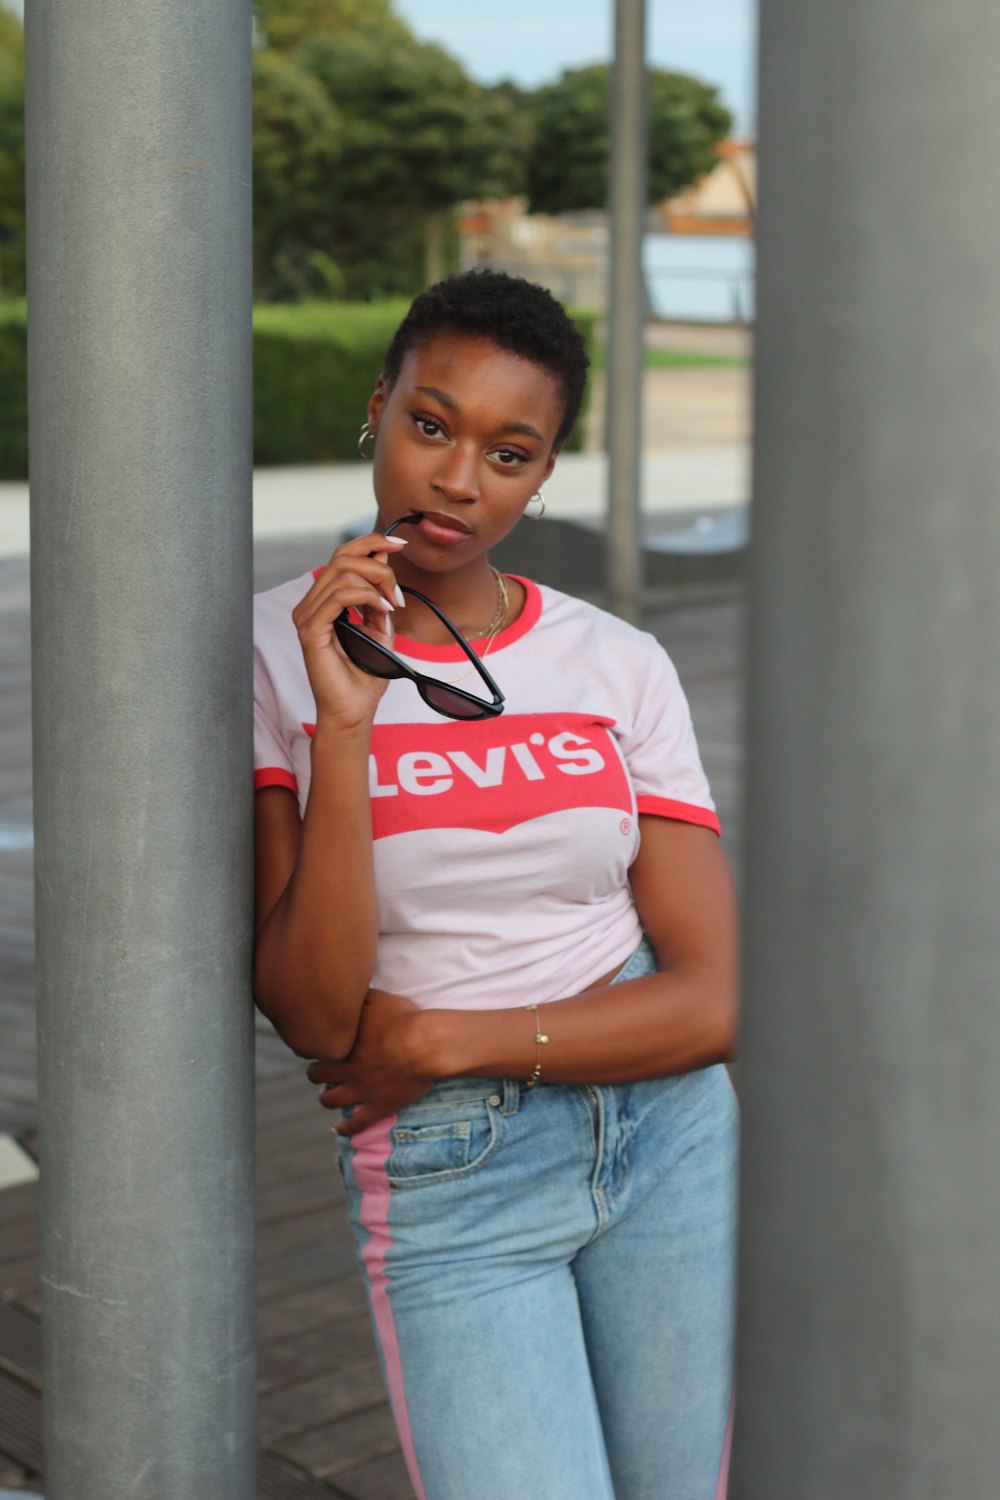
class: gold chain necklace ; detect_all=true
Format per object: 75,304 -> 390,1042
467,568 -> 509,646
418,568 -> 510,685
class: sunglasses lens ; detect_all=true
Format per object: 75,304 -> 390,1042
422,683 -> 494,720
335,622 -> 403,679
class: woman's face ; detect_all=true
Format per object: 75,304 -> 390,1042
367,333 -> 564,569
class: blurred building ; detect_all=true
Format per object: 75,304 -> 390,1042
660,138 -> 755,237
457,198 -> 612,312
458,139 -> 756,317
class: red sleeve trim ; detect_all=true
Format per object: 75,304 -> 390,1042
255,767 -> 299,795
636,796 -> 721,837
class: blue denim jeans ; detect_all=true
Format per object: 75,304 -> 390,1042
337,939 -> 738,1500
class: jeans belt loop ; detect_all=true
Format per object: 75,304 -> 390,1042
501,1077 -> 520,1116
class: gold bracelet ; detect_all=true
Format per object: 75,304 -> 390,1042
523,1003 -> 550,1088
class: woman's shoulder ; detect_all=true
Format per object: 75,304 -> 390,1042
530,579 -> 667,658
253,570 -> 318,703
253,569 -> 316,638
254,567 -> 317,611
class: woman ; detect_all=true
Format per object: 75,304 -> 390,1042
253,271 -> 739,1500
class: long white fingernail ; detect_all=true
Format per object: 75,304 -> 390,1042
393,584 -> 406,608
381,598 -> 395,612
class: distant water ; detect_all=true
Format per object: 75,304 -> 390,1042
644,234 -> 755,324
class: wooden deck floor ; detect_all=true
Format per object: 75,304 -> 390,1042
0,540 -> 745,1497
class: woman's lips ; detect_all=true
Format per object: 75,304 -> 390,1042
412,511 -> 473,546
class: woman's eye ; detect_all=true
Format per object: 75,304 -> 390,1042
414,416 -> 444,438
490,447 -> 528,466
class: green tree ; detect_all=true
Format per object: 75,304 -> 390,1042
0,7 -> 25,297
253,0 -> 408,53
526,64 -> 732,215
252,48 -> 344,300
300,31 -> 526,288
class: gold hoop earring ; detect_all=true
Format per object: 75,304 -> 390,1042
523,491 -> 545,521
358,420 -> 376,460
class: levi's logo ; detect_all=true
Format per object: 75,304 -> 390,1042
303,713 -> 630,837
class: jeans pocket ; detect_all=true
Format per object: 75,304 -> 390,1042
387,1099 -> 502,1190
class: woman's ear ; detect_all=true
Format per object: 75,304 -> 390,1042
368,374 -> 389,431
542,447 -> 561,484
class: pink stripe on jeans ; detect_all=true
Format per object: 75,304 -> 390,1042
350,1117 -> 428,1500
715,1382 -> 735,1499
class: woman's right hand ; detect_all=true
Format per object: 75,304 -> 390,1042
291,531 -> 409,734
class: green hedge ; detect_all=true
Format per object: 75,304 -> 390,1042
0,298 -> 597,480
0,299 -> 27,480
253,300 -> 412,464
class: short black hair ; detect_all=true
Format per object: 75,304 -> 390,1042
383,270 -> 590,450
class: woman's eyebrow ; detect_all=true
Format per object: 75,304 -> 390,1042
415,385 -> 544,442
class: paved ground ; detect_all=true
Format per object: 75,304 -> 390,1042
0,328 -> 749,1495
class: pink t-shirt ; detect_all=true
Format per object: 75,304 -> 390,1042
254,574 -> 719,1012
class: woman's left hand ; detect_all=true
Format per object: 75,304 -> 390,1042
306,987 -> 436,1138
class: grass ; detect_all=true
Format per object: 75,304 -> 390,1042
591,339 -> 748,372
644,347 -> 748,370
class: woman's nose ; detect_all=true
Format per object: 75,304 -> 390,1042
431,445 -> 480,502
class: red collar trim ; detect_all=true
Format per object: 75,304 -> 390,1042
392,576 -> 541,662
307,572 -> 542,662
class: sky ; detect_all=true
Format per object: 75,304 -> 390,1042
1,0 -> 757,132
393,0 -> 757,132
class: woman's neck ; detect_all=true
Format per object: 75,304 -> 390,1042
389,556 -> 517,646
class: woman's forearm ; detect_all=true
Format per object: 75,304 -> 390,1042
416,967 -> 738,1086
254,729 -> 379,1056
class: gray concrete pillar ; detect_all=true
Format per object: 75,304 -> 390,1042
606,0 -> 647,623
735,0 -> 1000,1494
25,2 -> 256,1496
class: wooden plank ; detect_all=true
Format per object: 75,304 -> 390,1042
0,1257 -> 38,1300
256,1175 -> 344,1227
0,1110 -> 37,1140
256,1209 -> 345,1266
255,1239 -> 359,1305
256,1096 -> 325,1132
256,1082 -> 329,1120
0,1369 -> 43,1471
256,1278 -> 369,1348
256,1096 -> 332,1137
257,1313 -> 373,1395
257,1081 -> 327,1126
256,1113 -> 334,1156
0,1299 -> 41,1388
258,1449 -> 342,1500
275,1403 -> 402,1481
256,1140 -> 343,1191
0,1182 -> 37,1230
0,1216 -> 37,1263
258,1353 -> 386,1446
332,1451 -> 416,1500
0,1074 -> 39,1102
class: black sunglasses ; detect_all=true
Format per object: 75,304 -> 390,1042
333,514 -> 506,721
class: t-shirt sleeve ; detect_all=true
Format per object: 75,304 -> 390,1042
253,643 -> 299,796
622,637 -> 720,836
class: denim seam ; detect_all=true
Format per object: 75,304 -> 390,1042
587,1085 -> 610,1236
